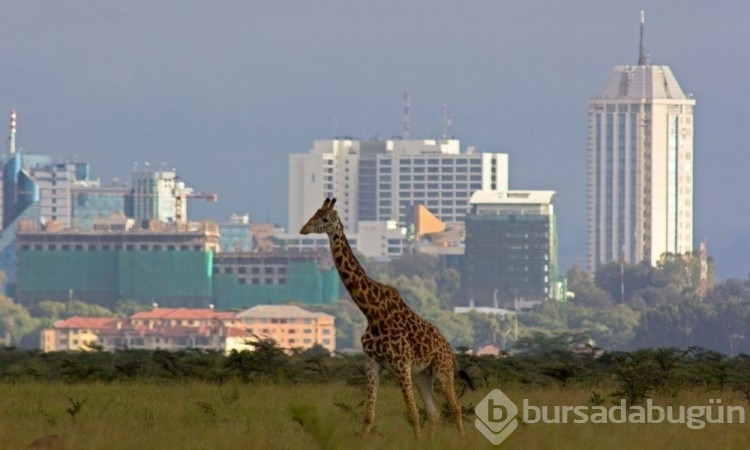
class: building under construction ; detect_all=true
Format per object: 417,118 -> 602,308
15,217 -> 340,309
16,217 -> 220,308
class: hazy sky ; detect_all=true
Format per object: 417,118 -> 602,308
1,1 -> 748,279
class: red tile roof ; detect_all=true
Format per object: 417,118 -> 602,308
131,308 -> 236,320
53,317 -> 119,329
224,328 -> 253,338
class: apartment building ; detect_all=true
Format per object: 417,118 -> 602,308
238,305 -> 336,353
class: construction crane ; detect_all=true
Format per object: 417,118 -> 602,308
173,188 -> 218,223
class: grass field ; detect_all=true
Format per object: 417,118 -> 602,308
1,382 -> 748,449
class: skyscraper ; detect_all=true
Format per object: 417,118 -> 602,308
588,12 -> 695,271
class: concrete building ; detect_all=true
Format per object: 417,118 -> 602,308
288,139 -> 509,235
461,190 -> 562,308
40,308 -> 252,354
16,218 -> 221,307
238,304 -> 336,353
71,183 -> 130,230
212,250 -> 340,310
588,13 -> 695,271
128,165 -> 189,225
219,213 -> 253,252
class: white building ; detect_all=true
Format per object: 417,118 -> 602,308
588,14 -> 695,271
289,138 -> 509,235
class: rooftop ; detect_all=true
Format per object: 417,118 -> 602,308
237,305 -> 334,320
53,317 -> 119,329
470,190 -> 556,205
131,308 -> 236,321
595,65 -> 693,101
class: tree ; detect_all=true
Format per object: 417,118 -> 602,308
567,264 -> 613,308
30,300 -> 114,328
0,296 -> 38,345
114,299 -> 152,317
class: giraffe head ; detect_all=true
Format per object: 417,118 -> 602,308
300,198 -> 341,235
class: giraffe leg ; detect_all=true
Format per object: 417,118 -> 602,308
413,370 -> 439,439
361,357 -> 381,437
436,366 -> 464,435
396,367 -> 421,438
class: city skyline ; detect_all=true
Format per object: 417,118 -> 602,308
1,2 -> 747,278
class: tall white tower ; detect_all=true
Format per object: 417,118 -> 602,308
588,12 -> 695,271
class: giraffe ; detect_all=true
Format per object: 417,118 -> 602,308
300,197 -> 475,438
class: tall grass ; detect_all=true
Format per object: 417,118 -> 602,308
0,382 -> 747,449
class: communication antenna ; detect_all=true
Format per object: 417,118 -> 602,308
442,103 -> 452,139
637,10 -> 650,66
402,91 -> 410,140
9,109 -> 17,155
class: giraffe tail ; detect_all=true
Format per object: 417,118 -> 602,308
458,369 -> 475,391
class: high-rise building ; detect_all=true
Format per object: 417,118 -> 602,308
462,190 -> 561,308
288,139 -> 508,234
588,13 -> 695,271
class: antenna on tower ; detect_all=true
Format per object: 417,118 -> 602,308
442,103 -> 452,139
9,109 -> 17,155
332,118 -> 338,139
638,10 -> 649,66
402,91 -> 410,140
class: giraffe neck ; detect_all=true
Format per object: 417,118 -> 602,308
328,223 -> 381,318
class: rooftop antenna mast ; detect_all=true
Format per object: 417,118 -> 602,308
638,10 -> 649,66
402,91 -> 410,140
9,109 -> 17,155
442,102 -> 452,139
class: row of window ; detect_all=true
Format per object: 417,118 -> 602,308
237,277 -> 286,285
246,318 -> 315,324
397,158 -> 477,165
21,243 -> 207,251
217,266 -> 287,275
246,327 -> 332,335
399,166 -> 481,174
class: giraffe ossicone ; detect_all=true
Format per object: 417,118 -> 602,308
300,197 -> 475,438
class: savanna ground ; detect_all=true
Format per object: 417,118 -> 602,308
1,382 -> 748,450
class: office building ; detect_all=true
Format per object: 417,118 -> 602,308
588,13 -> 695,270
289,139 -> 508,234
462,190 -> 561,308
